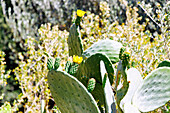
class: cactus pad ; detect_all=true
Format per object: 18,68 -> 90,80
132,67 -> 170,112
75,53 -> 114,112
47,57 -> 55,70
83,39 -> 122,64
47,70 -> 100,113
157,60 -> 170,68
120,68 -> 143,109
68,23 -> 83,56
100,61 -> 117,113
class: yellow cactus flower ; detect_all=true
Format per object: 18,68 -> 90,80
73,55 -> 78,63
73,55 -> 83,64
77,57 -> 83,64
77,10 -> 86,17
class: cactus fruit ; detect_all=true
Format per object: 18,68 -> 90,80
119,47 -> 126,60
122,52 -> 130,68
47,70 -> 100,113
47,57 -> 55,70
82,39 -> 122,64
157,60 -> 170,68
87,78 -> 96,92
69,63 -> 79,75
132,67 -> 170,112
65,61 -> 72,73
67,23 -> 83,56
75,53 -> 114,112
54,57 -> 61,70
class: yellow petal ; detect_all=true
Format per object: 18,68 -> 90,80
77,10 -> 86,17
73,55 -> 78,63
77,57 -> 83,64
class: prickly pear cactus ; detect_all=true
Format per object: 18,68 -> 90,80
100,61 -> 117,113
69,63 -> 79,75
47,57 -> 55,70
87,78 -> 96,92
65,61 -> 72,73
82,39 -> 122,64
120,68 -> 143,109
75,53 -> 114,113
47,70 -> 100,113
54,57 -> 61,70
157,60 -> 170,68
132,67 -> 170,112
114,60 -> 129,113
68,23 -> 83,56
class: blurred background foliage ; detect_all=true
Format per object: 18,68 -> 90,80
0,0 -> 169,112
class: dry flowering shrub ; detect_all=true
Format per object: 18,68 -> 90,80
12,23 -> 68,112
0,51 -> 11,101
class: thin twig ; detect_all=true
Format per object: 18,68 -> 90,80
137,4 -> 161,29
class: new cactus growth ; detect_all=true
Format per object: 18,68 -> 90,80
87,78 -> 96,92
65,61 -> 72,73
47,57 -> 55,70
64,56 -> 81,75
54,57 -> 61,70
69,63 -> 79,75
47,70 -> 100,113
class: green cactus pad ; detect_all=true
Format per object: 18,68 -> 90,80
100,61 -> 117,113
157,60 -> 170,68
47,70 -> 100,113
132,67 -> 170,112
82,39 -> 122,64
75,53 -> 114,112
47,57 -> 55,70
87,78 -> 96,92
120,68 -> 143,110
68,23 -> 83,56
54,57 -> 61,70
